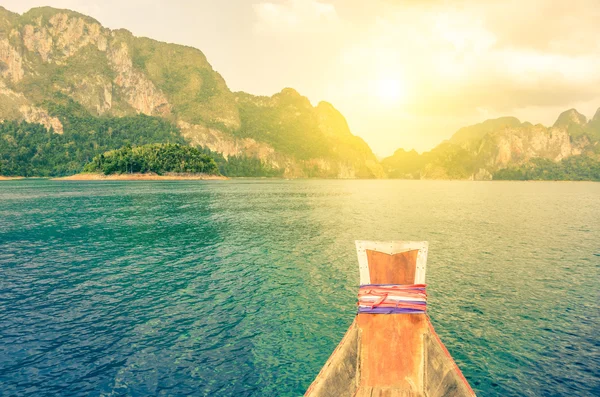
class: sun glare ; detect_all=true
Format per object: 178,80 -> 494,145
374,77 -> 406,105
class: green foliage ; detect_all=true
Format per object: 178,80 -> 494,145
196,68 -> 218,102
493,156 -> 600,181
234,90 -> 331,160
0,7 -> 18,37
220,155 -> 283,177
83,143 -> 219,175
422,142 -> 476,179
18,7 -> 101,27
160,68 -> 186,94
230,93 -> 383,178
45,96 -> 183,145
382,143 -> 476,179
0,98 -> 283,177
566,124 -> 587,139
15,45 -> 116,108
0,100 -> 185,176
196,146 -> 283,177
131,45 -> 150,70
585,116 -> 600,142
450,117 -> 522,148
65,45 -> 115,80
114,32 -> 238,126
0,8 -> 381,177
384,140 -> 600,181
553,109 -> 600,142
381,149 -> 425,179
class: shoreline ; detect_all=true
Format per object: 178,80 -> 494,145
2,174 -> 596,182
52,173 -> 228,181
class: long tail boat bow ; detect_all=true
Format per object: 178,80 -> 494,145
305,241 -> 476,397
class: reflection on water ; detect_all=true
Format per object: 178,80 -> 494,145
0,180 -> 599,396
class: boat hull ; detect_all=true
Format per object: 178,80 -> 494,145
305,315 -> 474,397
305,241 -> 475,396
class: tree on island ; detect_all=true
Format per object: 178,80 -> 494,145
83,143 -> 220,175
493,156 -> 600,181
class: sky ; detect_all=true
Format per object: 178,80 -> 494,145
3,0 -> 600,156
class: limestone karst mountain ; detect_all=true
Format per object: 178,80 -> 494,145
0,6 -> 598,180
0,6 -> 382,178
382,109 -> 600,180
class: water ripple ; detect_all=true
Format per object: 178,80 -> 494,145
0,180 -> 599,396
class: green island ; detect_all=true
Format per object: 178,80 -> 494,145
82,143 -> 219,176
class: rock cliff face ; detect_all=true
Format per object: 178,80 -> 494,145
19,104 -> 64,133
383,109 -> 600,180
483,124 -> 579,167
553,109 -> 587,128
232,89 -> 384,178
3,6 -> 595,180
0,6 -> 381,178
0,79 -> 63,132
0,38 -> 24,82
107,41 -> 171,116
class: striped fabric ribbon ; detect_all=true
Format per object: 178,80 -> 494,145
358,284 -> 427,314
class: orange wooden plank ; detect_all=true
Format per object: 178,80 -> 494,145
370,387 -> 425,397
365,250 -> 418,285
356,313 -> 427,390
354,386 -> 373,397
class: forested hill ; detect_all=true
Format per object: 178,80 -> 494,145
1,7 -> 599,181
0,116 -> 281,177
0,6 -> 382,178
382,108 -> 600,181
0,102 -> 185,176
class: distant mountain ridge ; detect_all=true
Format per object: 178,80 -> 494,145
382,108 -> 600,180
0,6 -> 382,178
0,6 -> 598,180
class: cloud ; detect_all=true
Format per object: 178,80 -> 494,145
482,0 -> 600,55
4,0 -> 599,154
253,0 -> 339,33
311,0 -> 600,153
331,0 -> 600,117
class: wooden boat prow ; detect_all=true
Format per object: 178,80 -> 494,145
305,241 -> 476,397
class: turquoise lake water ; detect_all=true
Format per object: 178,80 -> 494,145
0,180 -> 598,396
